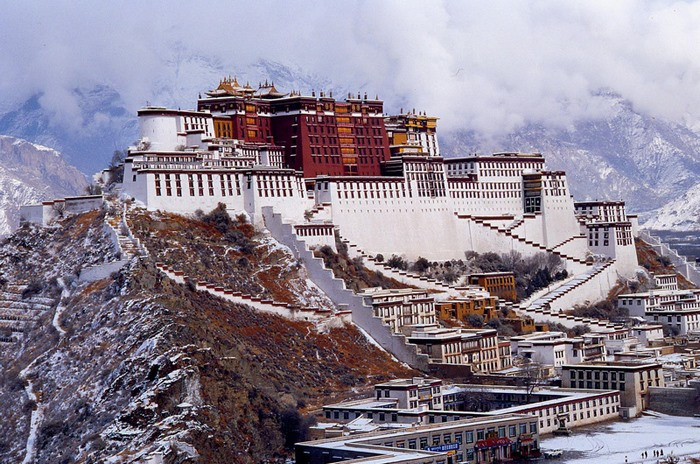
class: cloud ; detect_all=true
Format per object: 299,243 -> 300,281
2,0 -> 700,137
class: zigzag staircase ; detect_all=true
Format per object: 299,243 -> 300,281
262,206 -> 430,371
337,229 -> 620,332
455,213 -> 590,267
79,203 -> 147,282
513,260 -> 621,331
336,234 -> 463,297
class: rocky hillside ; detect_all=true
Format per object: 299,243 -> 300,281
0,206 -> 412,464
0,135 -> 88,236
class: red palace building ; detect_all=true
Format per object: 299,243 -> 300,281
196,77 -> 391,177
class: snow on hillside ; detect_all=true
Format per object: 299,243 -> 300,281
0,207 -> 412,463
0,135 -> 87,236
642,182 -> 700,231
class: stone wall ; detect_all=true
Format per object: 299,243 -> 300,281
648,385 -> 700,416
639,230 -> 700,286
262,206 -> 430,371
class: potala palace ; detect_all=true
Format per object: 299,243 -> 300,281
13,77 -> 700,464
120,77 -> 639,284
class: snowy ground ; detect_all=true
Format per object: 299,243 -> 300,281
541,414 -> 700,463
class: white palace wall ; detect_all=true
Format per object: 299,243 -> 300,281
123,163 -> 311,227
121,149 -> 638,277
320,179 -> 590,267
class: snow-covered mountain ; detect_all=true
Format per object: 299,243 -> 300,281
440,92 -> 700,229
0,135 -> 87,235
643,182 -> 700,231
0,88 -> 138,175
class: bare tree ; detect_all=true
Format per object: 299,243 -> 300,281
51,202 -> 66,219
85,184 -> 103,195
520,356 -> 547,402
108,150 -> 126,184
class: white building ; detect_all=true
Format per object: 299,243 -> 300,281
654,274 -> 679,291
322,381 -> 620,437
359,288 -> 436,335
630,324 -> 665,345
575,200 -> 637,273
406,325 -> 506,372
617,288 -> 700,335
373,377 -> 445,410
510,331 -> 606,368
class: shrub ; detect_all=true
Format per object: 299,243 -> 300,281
375,254 -> 384,263
280,408 -> 317,450
569,324 -> 590,337
22,279 -> 45,299
497,324 -> 517,337
201,203 -> 234,234
442,270 -> 458,284
466,314 -> 484,328
412,257 -> 431,273
387,255 -> 408,270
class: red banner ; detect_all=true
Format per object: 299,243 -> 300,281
475,437 -> 512,449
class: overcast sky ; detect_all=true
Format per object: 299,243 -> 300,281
2,0 -> 700,135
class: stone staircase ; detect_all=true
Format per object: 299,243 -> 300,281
0,283 -> 57,346
262,206 -> 430,371
337,234 -> 463,297
455,213 -> 591,267
551,234 -> 587,251
639,230 -> 700,286
108,204 -> 146,258
331,222 -> 621,332
505,217 -> 525,233
79,203 -> 146,282
306,202 -> 333,222
513,260 -> 621,331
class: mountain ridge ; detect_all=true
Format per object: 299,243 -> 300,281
0,135 -> 88,236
